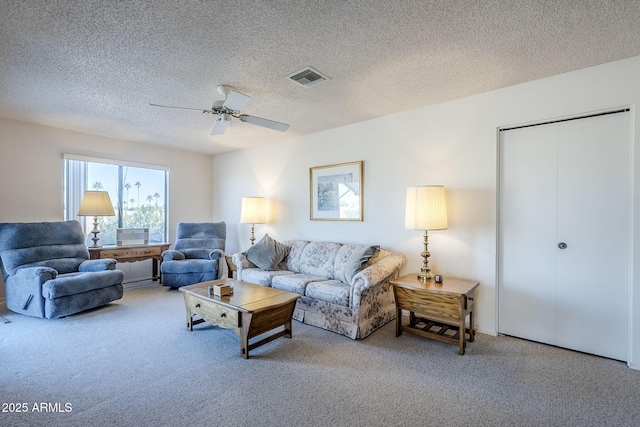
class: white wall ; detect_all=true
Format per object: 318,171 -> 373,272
2,56 -> 638,368
0,118 -> 214,294
213,55 -> 640,369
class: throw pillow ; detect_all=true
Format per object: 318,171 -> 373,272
343,245 -> 379,283
245,234 -> 290,271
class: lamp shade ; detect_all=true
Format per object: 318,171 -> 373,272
240,197 -> 266,224
77,191 -> 116,216
405,185 -> 448,231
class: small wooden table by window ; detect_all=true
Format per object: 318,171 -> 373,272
390,274 -> 479,355
88,243 -> 170,283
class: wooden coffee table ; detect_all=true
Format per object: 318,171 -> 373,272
179,279 -> 300,359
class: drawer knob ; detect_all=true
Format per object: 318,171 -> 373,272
195,304 -> 201,308
220,313 -> 226,318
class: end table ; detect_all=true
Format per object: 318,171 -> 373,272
390,274 -> 479,355
225,253 -> 237,279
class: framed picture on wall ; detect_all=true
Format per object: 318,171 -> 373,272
309,161 -> 363,221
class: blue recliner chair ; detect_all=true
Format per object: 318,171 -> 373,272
161,222 -> 226,289
0,221 -> 125,319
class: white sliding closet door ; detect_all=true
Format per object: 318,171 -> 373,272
499,111 -> 630,361
499,124 -> 559,345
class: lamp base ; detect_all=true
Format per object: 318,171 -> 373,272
89,236 -> 101,248
417,271 -> 433,282
249,223 -> 256,246
417,230 -> 432,282
89,216 -> 101,248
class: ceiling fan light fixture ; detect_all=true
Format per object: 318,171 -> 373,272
222,90 -> 251,111
287,67 -> 329,88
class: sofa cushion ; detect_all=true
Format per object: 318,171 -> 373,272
305,280 -> 350,307
174,222 -> 226,255
42,270 -> 125,299
0,221 -> 88,276
180,248 -> 216,259
0,221 -> 85,249
18,257 -> 88,276
282,240 -> 309,273
334,244 -> 379,284
241,268 -> 294,287
271,273 -> 326,295
298,241 -> 342,278
161,259 -> 218,274
1,247 -> 88,276
245,234 -> 290,270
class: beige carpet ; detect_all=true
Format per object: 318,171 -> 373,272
1,283 -> 639,427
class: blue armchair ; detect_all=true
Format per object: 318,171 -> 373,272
0,221 -> 125,319
161,222 -> 226,288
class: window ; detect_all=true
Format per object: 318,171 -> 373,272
64,154 -> 168,245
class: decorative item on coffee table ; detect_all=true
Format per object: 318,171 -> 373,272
208,283 -> 232,297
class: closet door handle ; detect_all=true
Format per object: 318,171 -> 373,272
558,242 -> 567,249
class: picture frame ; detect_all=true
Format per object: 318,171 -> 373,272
310,161 -> 363,221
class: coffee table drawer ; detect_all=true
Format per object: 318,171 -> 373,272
184,293 -> 238,329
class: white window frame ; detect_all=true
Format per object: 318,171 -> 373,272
63,153 -> 169,244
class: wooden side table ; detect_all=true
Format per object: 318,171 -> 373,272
225,253 -> 237,279
88,243 -> 170,283
390,274 -> 479,355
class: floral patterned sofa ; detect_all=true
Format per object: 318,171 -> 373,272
232,237 -> 405,339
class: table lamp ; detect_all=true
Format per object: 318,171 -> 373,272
240,197 -> 266,245
405,185 -> 448,281
78,191 -> 116,248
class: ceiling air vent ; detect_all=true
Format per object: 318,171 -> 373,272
287,67 -> 329,88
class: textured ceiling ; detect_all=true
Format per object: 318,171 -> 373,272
2,1 -> 640,155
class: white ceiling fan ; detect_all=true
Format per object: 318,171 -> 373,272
150,85 -> 289,135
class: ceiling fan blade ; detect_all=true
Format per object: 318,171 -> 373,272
240,115 -> 290,132
210,116 -> 230,135
223,90 -> 251,111
149,103 -> 208,112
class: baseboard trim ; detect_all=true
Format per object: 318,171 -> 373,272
123,278 -> 161,290
477,327 -> 498,336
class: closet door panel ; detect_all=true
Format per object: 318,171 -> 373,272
499,125 -> 558,344
556,113 -> 629,360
